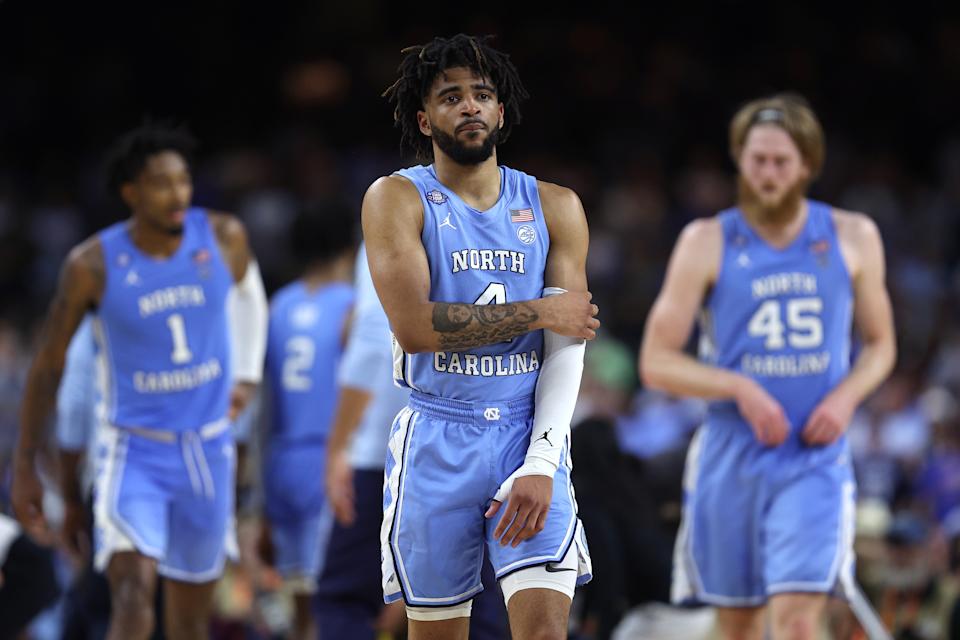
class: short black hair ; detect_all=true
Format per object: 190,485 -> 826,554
382,34 -> 529,162
291,200 -> 356,268
104,121 -> 197,196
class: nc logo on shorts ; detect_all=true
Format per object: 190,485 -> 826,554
517,225 -> 536,245
483,407 -> 501,421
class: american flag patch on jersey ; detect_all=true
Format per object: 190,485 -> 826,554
510,207 -> 534,223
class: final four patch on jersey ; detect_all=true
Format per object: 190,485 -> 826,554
517,225 -> 536,244
810,239 -> 830,266
426,189 -> 448,205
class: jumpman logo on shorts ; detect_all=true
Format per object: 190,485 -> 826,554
439,212 -> 457,230
536,429 -> 553,447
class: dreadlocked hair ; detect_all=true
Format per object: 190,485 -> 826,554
382,34 -> 529,162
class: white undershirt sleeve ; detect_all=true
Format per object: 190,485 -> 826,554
228,260 -> 268,384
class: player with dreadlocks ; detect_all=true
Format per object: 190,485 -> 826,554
364,34 -> 598,639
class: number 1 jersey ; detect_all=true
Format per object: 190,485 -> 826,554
95,208 -> 234,432
700,200 -> 853,452
392,164 -> 549,402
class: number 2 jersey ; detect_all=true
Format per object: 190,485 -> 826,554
392,164 -> 549,402
94,208 -> 234,432
699,200 -> 853,458
264,280 -> 354,445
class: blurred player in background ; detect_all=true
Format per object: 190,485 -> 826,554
640,94 -> 896,639
258,201 -> 355,640
12,123 -> 268,640
365,34 -> 599,639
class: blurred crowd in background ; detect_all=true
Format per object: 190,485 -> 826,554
2,4 -> 960,638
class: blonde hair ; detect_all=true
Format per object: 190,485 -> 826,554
729,94 -> 825,178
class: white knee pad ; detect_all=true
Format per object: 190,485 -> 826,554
406,599 -> 473,621
499,539 -> 579,606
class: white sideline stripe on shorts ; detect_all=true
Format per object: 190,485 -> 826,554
381,408 -> 410,601
94,427 -> 162,572
672,426 -> 707,603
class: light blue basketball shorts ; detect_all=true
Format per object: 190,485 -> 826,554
672,423 -> 857,607
262,443 -> 335,589
381,391 -> 592,607
93,420 -> 237,583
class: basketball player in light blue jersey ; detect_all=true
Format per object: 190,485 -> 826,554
12,123 -> 268,640
259,202 -> 355,640
641,95 -> 897,639
365,35 -> 600,640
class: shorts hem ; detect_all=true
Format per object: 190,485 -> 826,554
158,555 -> 226,583
388,584 -> 484,608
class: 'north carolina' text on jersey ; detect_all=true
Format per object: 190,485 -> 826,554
699,200 -> 853,452
392,165 -> 549,402
95,208 -> 234,431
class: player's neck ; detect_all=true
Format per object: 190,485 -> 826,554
127,217 -> 183,258
741,199 -> 809,249
432,151 -> 501,211
301,254 -> 353,291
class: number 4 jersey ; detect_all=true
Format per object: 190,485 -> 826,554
700,200 -> 853,452
392,164 -> 549,402
95,208 -> 234,432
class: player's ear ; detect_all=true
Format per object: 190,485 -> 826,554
120,182 -> 139,210
417,111 -> 432,137
498,103 -> 504,130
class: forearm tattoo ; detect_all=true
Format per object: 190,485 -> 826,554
432,302 -> 539,350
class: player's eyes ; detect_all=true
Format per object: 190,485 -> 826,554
445,95 -> 460,103
478,93 -> 491,100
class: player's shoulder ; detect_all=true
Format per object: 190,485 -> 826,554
362,174 -> 423,228
62,234 -> 106,298
269,280 -> 304,311
203,209 -> 247,245
678,215 -> 724,249
830,207 -> 881,244
536,180 -> 582,213
365,174 -> 421,205
65,234 -> 105,277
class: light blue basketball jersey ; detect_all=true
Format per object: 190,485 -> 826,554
265,280 -> 354,445
700,200 -> 853,458
392,165 -> 549,402
95,209 -> 234,432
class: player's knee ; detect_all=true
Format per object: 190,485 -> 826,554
110,578 -> 155,634
772,607 -> 819,640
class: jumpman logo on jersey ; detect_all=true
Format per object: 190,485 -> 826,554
536,428 -> 553,447
439,212 -> 457,231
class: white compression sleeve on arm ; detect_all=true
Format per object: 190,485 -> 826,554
228,260 -> 268,383
492,286 -> 585,502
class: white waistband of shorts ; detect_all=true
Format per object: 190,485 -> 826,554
115,417 -> 231,443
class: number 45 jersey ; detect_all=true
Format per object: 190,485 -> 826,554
95,209 -> 234,432
393,164 -> 550,402
700,200 -> 853,453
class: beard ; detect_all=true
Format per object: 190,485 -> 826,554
737,175 -> 808,226
432,124 -> 500,166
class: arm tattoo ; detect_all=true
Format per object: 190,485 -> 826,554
432,302 -> 539,351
